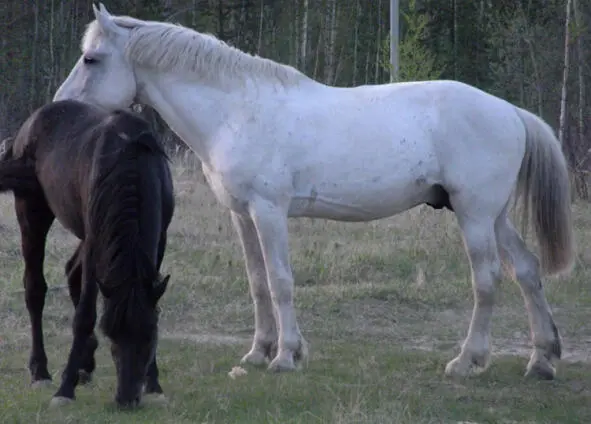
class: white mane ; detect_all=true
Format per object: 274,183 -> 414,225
83,16 -> 310,88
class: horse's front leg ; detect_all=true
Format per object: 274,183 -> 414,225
64,244 -> 99,385
142,232 -> 168,401
232,211 -> 278,366
247,199 -> 308,372
51,254 -> 98,406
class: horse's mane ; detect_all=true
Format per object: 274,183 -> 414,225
89,112 -> 167,340
83,16 -> 310,88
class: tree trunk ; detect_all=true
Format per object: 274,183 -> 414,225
29,3 -> 38,111
257,0 -> 264,54
573,0 -> 585,149
374,0 -> 382,83
324,0 -> 337,84
573,0 -> 587,199
352,0 -> 360,85
299,0 -> 308,71
523,38 -> 543,117
452,0 -> 458,80
558,0 -> 572,146
47,0 -> 56,101
218,0 -> 225,40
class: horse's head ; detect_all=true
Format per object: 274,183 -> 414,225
54,3 -> 138,110
99,272 -> 170,408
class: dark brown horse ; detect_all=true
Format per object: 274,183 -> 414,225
0,99 -> 174,408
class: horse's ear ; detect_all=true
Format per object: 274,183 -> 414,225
152,274 -> 170,303
93,3 -> 123,39
98,3 -> 110,14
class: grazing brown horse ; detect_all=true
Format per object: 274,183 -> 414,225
0,99 -> 174,408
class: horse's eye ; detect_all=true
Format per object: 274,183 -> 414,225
83,56 -> 97,65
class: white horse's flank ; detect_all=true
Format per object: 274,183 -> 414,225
55,3 -> 574,385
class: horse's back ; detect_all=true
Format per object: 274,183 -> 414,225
12,100 -> 106,160
12,100 -> 171,239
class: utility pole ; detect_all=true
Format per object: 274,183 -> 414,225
390,0 -> 399,82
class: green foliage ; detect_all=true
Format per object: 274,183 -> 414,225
380,0 -> 445,82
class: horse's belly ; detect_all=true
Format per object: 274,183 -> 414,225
41,182 -> 85,239
287,180 -> 432,222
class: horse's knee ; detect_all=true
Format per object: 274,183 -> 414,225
73,307 -> 97,335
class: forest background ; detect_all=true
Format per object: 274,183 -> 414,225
1,0 -> 589,196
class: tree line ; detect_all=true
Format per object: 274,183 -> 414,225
1,0 -> 589,197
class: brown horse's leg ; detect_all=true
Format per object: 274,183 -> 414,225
144,232 -> 167,396
15,195 -> 54,385
52,245 -> 99,404
64,244 -> 98,384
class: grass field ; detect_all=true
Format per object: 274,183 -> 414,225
1,161 -> 591,423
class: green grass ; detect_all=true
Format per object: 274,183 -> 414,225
1,163 -> 591,423
2,337 -> 591,424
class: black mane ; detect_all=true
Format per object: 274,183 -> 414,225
87,113 -> 169,341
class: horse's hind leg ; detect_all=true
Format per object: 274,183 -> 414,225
64,244 -> 99,384
15,195 -> 54,386
444,201 -> 503,377
495,213 -> 560,379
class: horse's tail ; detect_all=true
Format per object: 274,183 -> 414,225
0,138 -> 41,195
515,107 -> 574,276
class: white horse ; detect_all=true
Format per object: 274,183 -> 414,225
55,3 -> 574,382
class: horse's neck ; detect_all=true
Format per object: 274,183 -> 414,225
137,71 -> 236,162
137,68 -> 311,165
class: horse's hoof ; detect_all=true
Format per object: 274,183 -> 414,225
143,393 -> 168,406
268,354 -> 297,372
525,357 -> 556,380
444,357 -> 470,377
78,370 -> 92,385
444,355 -> 488,378
525,363 -> 555,380
31,379 -> 52,389
49,396 -> 73,408
240,349 -> 268,367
